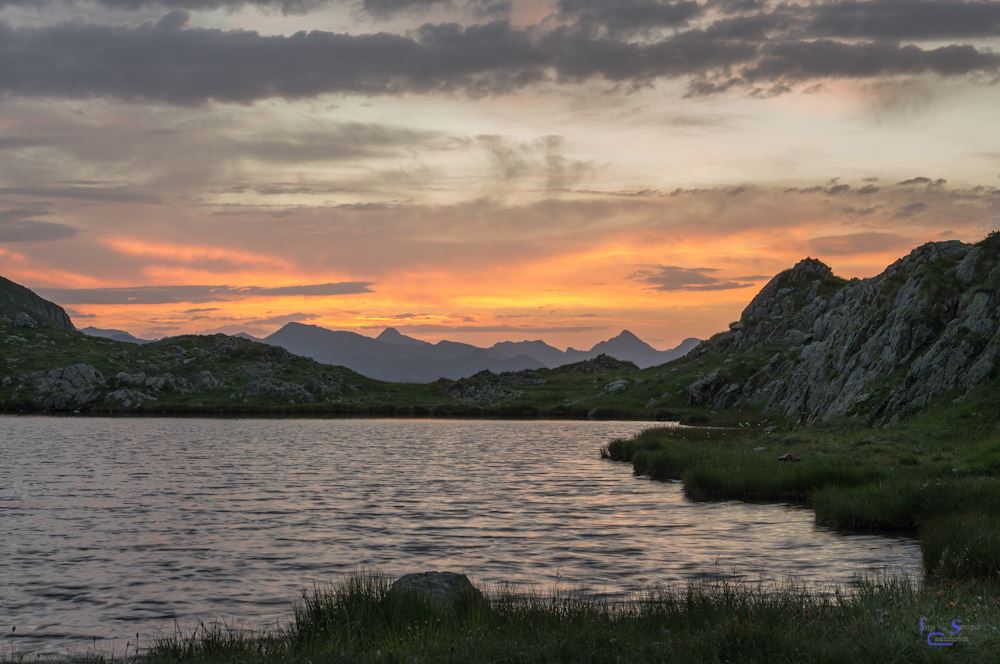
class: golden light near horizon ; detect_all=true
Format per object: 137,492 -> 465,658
1,0 -> 999,347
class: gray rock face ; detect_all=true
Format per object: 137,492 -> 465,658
0,275 -> 74,329
686,238 -> 1000,423
21,363 -> 104,411
14,312 -> 36,328
390,572 -> 484,612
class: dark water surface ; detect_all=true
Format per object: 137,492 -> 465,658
1,417 -> 920,657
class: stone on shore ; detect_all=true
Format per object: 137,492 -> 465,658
389,572 -> 484,612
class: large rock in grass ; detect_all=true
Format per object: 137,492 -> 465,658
389,572 -> 484,612
20,363 -> 104,411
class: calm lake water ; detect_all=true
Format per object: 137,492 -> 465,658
1,417 -> 920,657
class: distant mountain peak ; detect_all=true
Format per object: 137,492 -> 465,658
377,327 -> 427,346
611,329 -> 641,341
377,327 -> 405,341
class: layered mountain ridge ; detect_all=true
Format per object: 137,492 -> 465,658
260,323 -> 698,382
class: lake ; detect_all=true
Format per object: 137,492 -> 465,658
0,417 -> 921,657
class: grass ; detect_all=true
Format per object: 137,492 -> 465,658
603,377 -> 1000,582
14,573 -> 995,664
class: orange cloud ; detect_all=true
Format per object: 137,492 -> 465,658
102,237 -> 292,270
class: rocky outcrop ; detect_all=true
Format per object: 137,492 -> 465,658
0,275 -> 74,330
235,378 -> 314,404
685,237 -> 1000,423
447,370 -> 529,406
18,364 -> 104,411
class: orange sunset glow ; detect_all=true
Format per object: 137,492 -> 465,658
1,1 -> 998,349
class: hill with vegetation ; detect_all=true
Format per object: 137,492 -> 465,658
3,235 -> 1000,423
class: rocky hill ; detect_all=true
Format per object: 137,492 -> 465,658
0,275 -> 74,330
0,281 -> 658,417
684,235 -> 1000,423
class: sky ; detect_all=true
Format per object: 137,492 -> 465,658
1,0 -> 999,349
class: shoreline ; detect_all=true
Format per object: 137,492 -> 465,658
7,572 -> 993,663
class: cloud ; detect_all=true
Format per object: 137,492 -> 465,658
840,205 -> 879,217
0,185 -> 159,203
361,0 -> 510,18
808,232 -> 912,256
0,207 -> 78,242
0,11 -> 997,105
893,201 -> 929,218
247,311 -> 319,326
478,134 -> 593,191
235,123 -> 459,163
38,281 -> 374,304
556,0 -> 704,35
0,0 -> 512,17
630,265 -> 767,291
804,0 -> 1000,40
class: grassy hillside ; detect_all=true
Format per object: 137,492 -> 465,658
1,316 -> 745,420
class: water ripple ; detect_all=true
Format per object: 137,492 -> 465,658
0,417 -> 921,657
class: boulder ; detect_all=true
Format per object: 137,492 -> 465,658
389,572 -> 484,613
602,379 -> 629,394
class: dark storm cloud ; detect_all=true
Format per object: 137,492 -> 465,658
0,19 -> 546,104
0,207 -> 78,242
742,40 -> 1000,86
804,0 -> 1000,40
630,265 -> 766,292
2,9 -> 999,105
38,281 -> 374,304
361,0 -> 510,18
556,0 -> 704,35
0,185 -> 159,202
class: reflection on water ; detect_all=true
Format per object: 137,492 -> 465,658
0,417 -> 921,656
